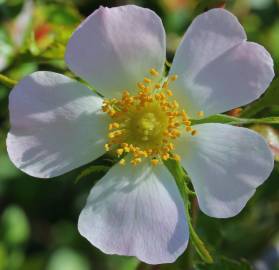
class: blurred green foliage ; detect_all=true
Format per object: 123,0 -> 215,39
0,0 -> 279,269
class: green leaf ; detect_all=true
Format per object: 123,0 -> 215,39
47,248 -> 90,270
0,27 -> 14,71
0,244 -> 8,270
44,4 -> 82,25
40,42 -> 65,59
0,154 -> 19,181
28,31 -> 40,56
1,205 -> 30,246
107,256 -> 139,270
192,114 -> 279,126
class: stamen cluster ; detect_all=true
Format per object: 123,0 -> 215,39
102,68 -> 203,166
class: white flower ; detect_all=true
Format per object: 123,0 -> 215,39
7,5 -> 274,264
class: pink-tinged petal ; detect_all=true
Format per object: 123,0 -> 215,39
7,71 -> 108,178
170,8 -> 274,117
78,162 -> 188,264
65,5 -> 166,98
175,124 -> 274,218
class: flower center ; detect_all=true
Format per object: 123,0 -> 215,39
127,104 -> 168,144
102,68 -> 203,166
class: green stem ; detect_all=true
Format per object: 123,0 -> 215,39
0,74 -> 17,88
186,204 -> 213,263
192,114 -> 279,126
224,116 -> 279,125
165,160 -> 213,264
181,179 -> 213,264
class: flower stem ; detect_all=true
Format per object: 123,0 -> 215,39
186,203 -> 213,263
164,160 -> 213,264
0,74 -> 17,88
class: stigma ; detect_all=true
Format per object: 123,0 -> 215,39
102,68 -> 203,166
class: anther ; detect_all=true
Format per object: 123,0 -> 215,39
162,82 -> 168,89
109,122 -> 120,130
104,144 -> 110,151
154,83 -> 161,89
137,82 -> 146,91
191,130 -> 198,136
166,90 -> 173,96
168,143 -> 174,150
170,74 -> 178,81
131,158 -> 142,165
144,77 -> 152,83
184,120 -> 191,126
116,148 -> 124,156
162,153 -> 170,160
155,93 -> 161,100
119,159 -> 126,166
151,159 -> 159,166
108,133 -> 115,139
124,146 -> 130,152
150,68 -> 159,76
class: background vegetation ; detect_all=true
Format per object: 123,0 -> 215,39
0,0 -> 278,269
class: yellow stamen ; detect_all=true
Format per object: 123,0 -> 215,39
144,77 -> 152,83
184,120 -> 191,126
124,146 -> 130,152
150,68 -> 159,76
162,82 -> 168,89
102,69 -> 203,167
162,153 -> 170,160
166,90 -> 173,96
137,82 -> 146,91
151,159 -> 159,166
154,83 -> 161,89
104,144 -> 110,151
131,158 -> 142,165
116,148 -> 124,156
119,159 -> 126,165
191,130 -> 198,136
170,74 -> 178,81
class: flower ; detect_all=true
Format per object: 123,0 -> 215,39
7,5 -> 274,264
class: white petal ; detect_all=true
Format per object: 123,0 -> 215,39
170,8 -> 274,117
7,71 -> 108,178
65,5 -> 166,97
78,162 -> 188,264
175,124 -> 274,218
